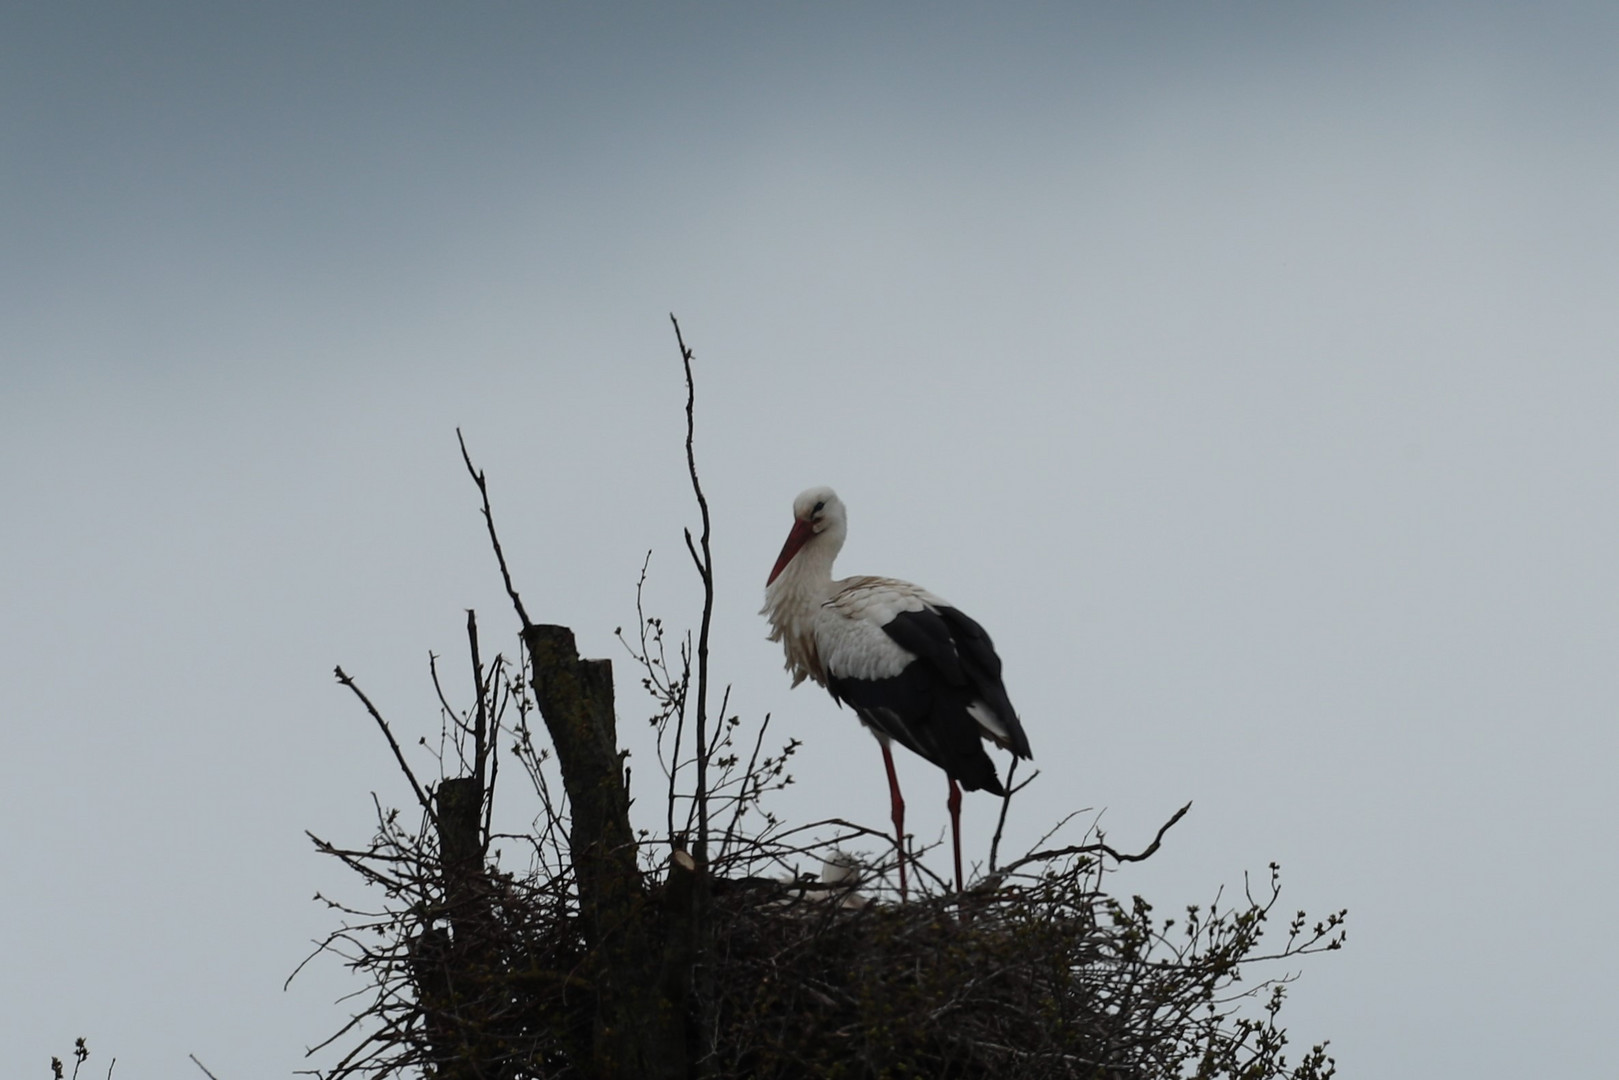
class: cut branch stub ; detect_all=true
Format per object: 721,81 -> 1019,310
521,622 -> 686,1079
522,624 -> 634,899
435,776 -> 484,872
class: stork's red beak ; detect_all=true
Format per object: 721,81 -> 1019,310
766,518 -> 816,585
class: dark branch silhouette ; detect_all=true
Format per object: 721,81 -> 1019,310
997,799 -> 1195,877
457,427 -> 531,631
332,665 -> 431,818
671,312 -> 716,863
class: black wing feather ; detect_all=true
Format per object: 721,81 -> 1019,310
825,602 -> 1030,794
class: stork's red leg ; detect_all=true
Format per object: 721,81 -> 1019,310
947,777 -> 964,893
880,742 -> 908,901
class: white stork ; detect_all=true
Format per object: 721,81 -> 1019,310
762,486 -> 1031,897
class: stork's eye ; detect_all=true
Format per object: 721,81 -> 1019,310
813,500 -> 826,514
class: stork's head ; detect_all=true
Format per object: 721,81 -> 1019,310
767,485 -> 846,585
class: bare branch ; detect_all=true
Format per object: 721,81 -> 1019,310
722,712 -> 773,859
333,665 -> 432,818
467,608 -> 489,794
999,801 -> 1194,877
671,312 -> 715,863
988,755 -> 1020,873
457,427 -> 531,631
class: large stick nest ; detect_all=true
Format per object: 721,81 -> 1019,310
694,848 -> 1339,1080
311,810 -> 1340,1080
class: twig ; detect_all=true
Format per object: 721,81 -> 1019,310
668,655 -> 691,839
987,756 -> 1021,873
187,1055 -> 222,1080
333,666 -> 433,818
481,655 -> 506,844
671,313 -> 714,863
707,683 -> 732,760
457,428 -> 531,631
468,608 -> 489,793
425,651 -> 463,769
1024,807 -> 1092,859
722,712 -> 773,858
985,764 -> 1041,878
999,801 -> 1192,876
487,654 -> 513,843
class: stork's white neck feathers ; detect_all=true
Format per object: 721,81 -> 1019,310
761,487 -> 847,687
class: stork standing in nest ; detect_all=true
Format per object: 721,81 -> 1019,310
762,486 -> 1032,898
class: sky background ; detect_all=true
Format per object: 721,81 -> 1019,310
4,3 -> 1617,1076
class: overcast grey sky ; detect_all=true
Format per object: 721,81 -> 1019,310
4,3 -> 1617,1077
